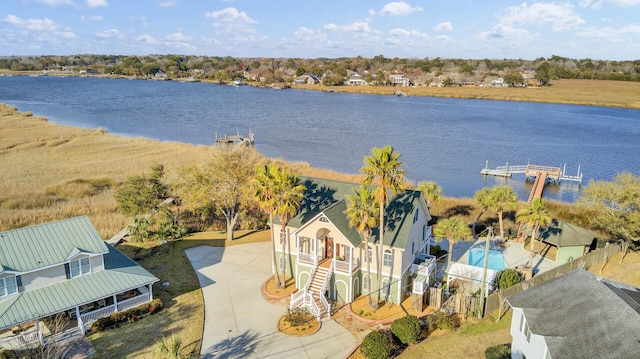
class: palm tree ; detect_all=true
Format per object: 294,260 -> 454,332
154,335 -> 187,359
254,164 -> 281,288
272,167 -> 306,289
433,217 -> 472,266
417,181 -> 442,208
344,186 -> 379,308
473,187 -> 492,237
362,145 -> 406,307
516,198 -> 552,267
489,186 -> 519,240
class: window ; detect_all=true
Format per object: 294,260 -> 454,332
413,208 -> 419,224
0,276 -> 17,297
279,254 -> 286,270
411,240 -> 415,255
70,257 -> 91,278
319,216 -> 329,223
383,250 -> 392,267
363,274 -> 369,292
519,313 -> 531,342
382,279 -> 390,296
422,225 -> 426,242
343,245 -> 351,260
367,246 -> 373,263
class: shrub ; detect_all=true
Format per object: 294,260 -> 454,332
360,330 -> 392,359
485,344 -> 511,359
284,307 -> 310,327
391,315 -> 421,345
435,311 -> 460,330
493,268 -> 523,291
89,298 -> 163,333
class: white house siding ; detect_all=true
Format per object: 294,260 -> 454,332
510,307 -> 548,359
21,265 -> 66,290
90,254 -> 104,272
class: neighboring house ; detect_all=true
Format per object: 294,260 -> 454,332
508,269 -> 640,359
282,178 -> 435,320
520,220 -> 598,263
154,70 -> 168,79
294,73 -> 320,85
347,73 -> 368,86
0,216 -> 158,349
389,73 -> 410,87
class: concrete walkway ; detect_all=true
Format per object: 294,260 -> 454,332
185,242 -> 356,359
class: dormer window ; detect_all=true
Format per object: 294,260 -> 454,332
0,276 -> 17,297
70,258 -> 91,278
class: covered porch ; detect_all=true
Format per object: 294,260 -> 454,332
296,229 -> 360,274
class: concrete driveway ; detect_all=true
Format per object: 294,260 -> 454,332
185,242 -> 356,359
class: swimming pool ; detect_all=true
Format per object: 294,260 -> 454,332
468,248 -> 506,271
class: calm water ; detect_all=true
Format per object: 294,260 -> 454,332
1,76 -> 639,203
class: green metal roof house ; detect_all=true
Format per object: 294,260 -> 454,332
280,178 -> 437,320
0,216 -> 158,350
520,219 -> 598,263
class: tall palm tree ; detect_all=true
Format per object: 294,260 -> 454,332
433,217 -> 472,266
272,167 -> 306,289
473,187 -> 492,237
516,198 -> 552,267
344,186 -> 379,308
254,164 -> 281,288
489,186 -> 519,240
417,181 -> 442,208
362,145 -> 406,307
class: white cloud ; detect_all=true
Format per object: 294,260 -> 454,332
86,0 -> 108,8
324,22 -> 371,33
477,24 -> 532,40
136,34 -> 156,44
376,1 -> 423,16
2,15 -> 61,31
500,3 -> 585,31
433,22 -> 453,32
279,27 -> 334,51
81,15 -> 103,21
31,0 -> 74,6
166,32 -> 192,41
388,28 -> 428,39
60,31 -> 77,38
158,1 -> 177,7
580,0 -> 640,8
95,29 -> 124,39
205,7 -> 256,24
577,24 -> 640,41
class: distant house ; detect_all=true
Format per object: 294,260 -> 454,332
519,220 -> 598,263
508,269 -> 640,359
294,73 -> 320,85
154,70 -> 168,79
282,177 -> 436,320
347,73 -> 368,86
0,217 -> 158,350
389,73 -> 410,87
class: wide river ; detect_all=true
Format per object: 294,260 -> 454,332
1,76 -> 639,203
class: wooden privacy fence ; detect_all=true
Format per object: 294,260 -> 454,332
482,243 -> 621,317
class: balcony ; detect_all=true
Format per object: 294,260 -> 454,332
334,257 -> 360,274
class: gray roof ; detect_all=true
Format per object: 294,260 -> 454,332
507,269 -> 640,358
522,219 -> 596,248
282,177 -> 429,249
0,245 -> 158,329
0,216 -> 108,273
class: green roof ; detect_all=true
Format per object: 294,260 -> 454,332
0,245 -> 158,329
523,219 -> 597,247
0,216 -> 108,273
282,177 -> 429,250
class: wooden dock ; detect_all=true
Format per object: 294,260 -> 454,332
481,161 -> 583,203
215,129 -> 255,146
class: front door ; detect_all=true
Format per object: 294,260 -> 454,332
326,238 -> 334,259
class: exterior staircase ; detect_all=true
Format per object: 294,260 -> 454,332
308,263 -> 331,318
290,259 -> 332,320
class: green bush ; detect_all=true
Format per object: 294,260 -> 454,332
391,315 -> 421,345
90,298 -> 163,333
360,330 -> 392,359
485,344 -> 511,359
434,311 -> 460,330
493,268 -> 523,291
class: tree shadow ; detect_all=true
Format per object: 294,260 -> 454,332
202,330 -> 259,359
383,190 -> 418,247
298,180 -> 337,223
443,204 -> 473,218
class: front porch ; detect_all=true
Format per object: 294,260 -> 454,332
0,285 -> 152,351
296,235 -> 361,275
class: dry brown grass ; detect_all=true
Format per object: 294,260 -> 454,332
293,79 -> 640,109
350,295 -> 436,322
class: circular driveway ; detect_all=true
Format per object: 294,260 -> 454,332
185,242 -> 356,358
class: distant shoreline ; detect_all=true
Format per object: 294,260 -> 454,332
2,70 -> 640,110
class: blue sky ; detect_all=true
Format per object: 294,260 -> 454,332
1,0 -> 639,60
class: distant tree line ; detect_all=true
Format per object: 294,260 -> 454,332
1,54 -> 638,83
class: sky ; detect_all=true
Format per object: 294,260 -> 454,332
1,0 -> 639,60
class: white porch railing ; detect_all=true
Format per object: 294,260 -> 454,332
413,276 -> 429,294
289,288 -> 320,320
80,304 -> 116,325
117,293 -> 151,312
298,252 -> 315,264
0,329 -> 40,350
334,257 -> 360,273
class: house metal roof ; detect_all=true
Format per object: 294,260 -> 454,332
522,219 -> 596,247
280,177 -> 429,249
0,245 -> 158,329
0,216 -> 108,273
507,269 -> 640,358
